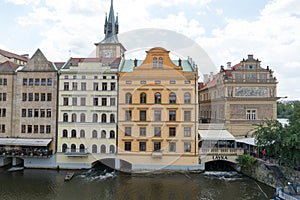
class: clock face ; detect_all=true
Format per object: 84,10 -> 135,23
104,50 -> 112,58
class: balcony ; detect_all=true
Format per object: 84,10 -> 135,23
199,148 -> 244,156
64,148 -> 88,157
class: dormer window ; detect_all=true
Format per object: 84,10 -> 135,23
158,57 -> 163,68
153,57 -> 157,68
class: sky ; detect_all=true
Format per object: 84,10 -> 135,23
0,0 -> 300,100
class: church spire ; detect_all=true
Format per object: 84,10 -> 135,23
103,0 -> 119,42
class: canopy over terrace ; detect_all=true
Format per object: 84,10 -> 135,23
0,138 -> 52,147
198,129 -> 236,148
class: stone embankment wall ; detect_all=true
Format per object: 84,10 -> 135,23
241,159 -> 300,191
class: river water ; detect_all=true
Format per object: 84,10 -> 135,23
0,167 -> 275,200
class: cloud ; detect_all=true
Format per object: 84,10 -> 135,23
197,0 -> 300,99
5,0 -> 39,5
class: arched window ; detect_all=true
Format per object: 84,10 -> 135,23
110,114 -> 115,123
80,113 -> 86,122
92,144 -> 97,153
71,129 -> 76,138
109,145 -> 115,154
125,93 -> 132,104
170,92 -> 176,104
110,130 -> 115,139
92,130 -> 97,138
79,144 -> 85,153
63,113 -> 68,122
62,129 -> 68,138
80,130 -> 85,138
101,130 -> 106,139
140,92 -> 146,104
155,92 -> 161,104
153,57 -> 157,68
184,92 -> 191,104
101,145 -> 106,154
71,113 -> 77,122
158,57 -> 163,68
93,113 -> 98,123
62,143 -> 67,153
101,114 -> 107,123
71,144 -> 76,152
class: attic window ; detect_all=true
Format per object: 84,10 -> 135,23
153,57 -> 157,68
158,57 -> 163,68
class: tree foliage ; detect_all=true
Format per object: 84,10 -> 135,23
254,101 -> 300,168
277,102 -> 294,118
237,154 -> 256,170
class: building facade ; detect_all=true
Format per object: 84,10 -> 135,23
199,55 -> 278,137
118,47 -> 199,170
56,0 -> 125,168
0,49 -> 58,167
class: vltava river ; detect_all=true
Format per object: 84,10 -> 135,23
0,167 -> 275,200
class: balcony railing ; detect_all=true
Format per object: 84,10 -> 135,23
199,148 -> 244,156
0,148 -> 53,158
64,148 -> 88,157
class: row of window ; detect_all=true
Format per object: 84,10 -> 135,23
62,144 -> 115,154
63,82 -> 116,91
125,110 -> 192,122
93,97 -> 116,106
23,78 -> 52,86
124,141 -> 192,152
63,75 -> 115,80
0,78 -> 7,85
62,129 -> 115,139
21,109 -> 51,118
0,109 -> 6,117
0,93 -> 7,101
22,93 -> 52,102
62,113 -> 115,123
124,127 -> 191,137
125,92 -> 191,104
0,124 -> 5,133
126,80 -> 191,85
62,97 -> 116,107
21,125 -> 51,134
201,110 -> 257,120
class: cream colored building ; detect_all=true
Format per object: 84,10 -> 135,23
118,47 -> 200,170
56,0 -> 125,168
199,55 -> 278,137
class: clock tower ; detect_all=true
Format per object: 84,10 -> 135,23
95,0 -> 126,59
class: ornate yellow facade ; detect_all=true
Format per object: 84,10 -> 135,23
118,47 -> 200,170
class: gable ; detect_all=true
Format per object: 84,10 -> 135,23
21,49 -> 56,72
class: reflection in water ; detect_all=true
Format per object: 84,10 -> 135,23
0,168 -> 275,200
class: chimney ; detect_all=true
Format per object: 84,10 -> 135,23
178,58 -> 182,67
227,62 -> 231,69
209,72 -> 214,81
203,74 -> 209,84
134,59 -> 138,67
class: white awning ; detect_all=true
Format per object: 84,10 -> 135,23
236,138 -> 257,146
198,129 -> 235,140
0,138 -> 52,147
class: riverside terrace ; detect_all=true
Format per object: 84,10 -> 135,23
0,147 -> 52,157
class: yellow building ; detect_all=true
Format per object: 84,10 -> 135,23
118,47 -> 200,170
199,55 -> 278,137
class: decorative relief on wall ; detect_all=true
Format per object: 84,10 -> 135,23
245,73 -> 257,82
235,87 -> 268,97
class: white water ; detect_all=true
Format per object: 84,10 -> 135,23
203,171 -> 243,181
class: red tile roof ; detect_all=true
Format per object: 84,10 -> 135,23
0,61 -> 19,72
0,49 -> 28,62
200,75 -> 219,91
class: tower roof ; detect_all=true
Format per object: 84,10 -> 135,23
101,0 -> 119,44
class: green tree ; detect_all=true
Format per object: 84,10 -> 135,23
254,102 -> 300,167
